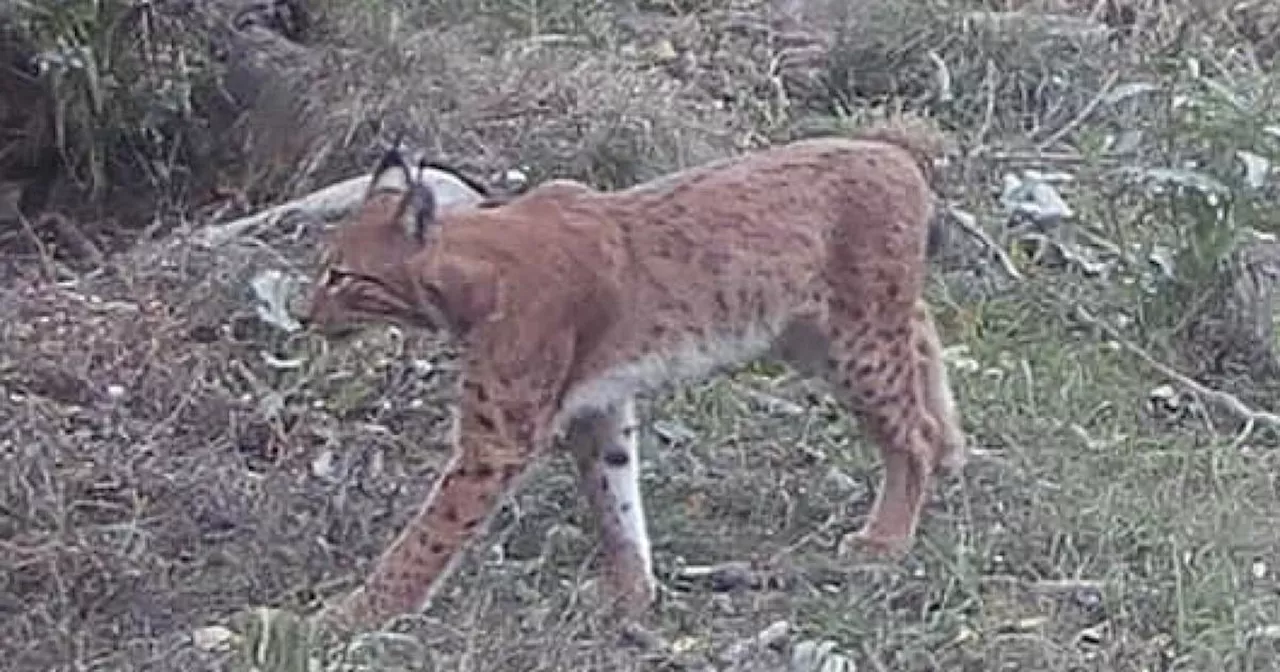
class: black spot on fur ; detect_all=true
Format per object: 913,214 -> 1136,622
473,413 -> 497,432
466,381 -> 490,404
713,290 -> 731,315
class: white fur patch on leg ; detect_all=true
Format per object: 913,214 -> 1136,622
564,398 -> 657,609
602,400 -> 653,580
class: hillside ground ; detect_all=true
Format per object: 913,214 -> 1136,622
2,1 -> 1280,671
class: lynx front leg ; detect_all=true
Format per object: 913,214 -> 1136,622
562,397 -> 656,614
316,382 -> 549,634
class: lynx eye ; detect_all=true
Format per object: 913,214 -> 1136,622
322,267 -> 357,289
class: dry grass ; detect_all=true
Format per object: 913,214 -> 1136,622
3,0 -> 1280,671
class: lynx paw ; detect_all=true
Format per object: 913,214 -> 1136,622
608,570 -> 658,617
837,528 -> 912,560
581,568 -> 658,618
938,434 -> 968,473
310,587 -> 373,638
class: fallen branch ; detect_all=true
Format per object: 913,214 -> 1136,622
1066,300 -> 1280,436
1037,69 -> 1121,150
946,205 -> 1025,280
978,150 -> 1124,167
196,168 -> 487,247
674,561 -> 772,592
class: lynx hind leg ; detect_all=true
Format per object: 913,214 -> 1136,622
913,301 -> 966,472
562,398 -> 657,614
824,311 -> 946,555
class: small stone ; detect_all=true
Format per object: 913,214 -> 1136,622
1074,586 -> 1103,609
191,625 -> 236,651
821,467 -> 858,496
1251,624 -> 1280,639
310,450 -> 336,480
619,622 -> 666,651
1077,622 -> 1107,646
790,639 -> 854,672
498,168 -> 529,192
757,620 -> 791,649
653,420 -> 696,444
649,39 -> 678,63
706,562 -> 757,592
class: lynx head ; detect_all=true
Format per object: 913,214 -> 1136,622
302,145 -> 502,339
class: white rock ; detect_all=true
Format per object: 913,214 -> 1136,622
191,625 -> 236,652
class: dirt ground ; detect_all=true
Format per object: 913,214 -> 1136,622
3,1 -> 1280,671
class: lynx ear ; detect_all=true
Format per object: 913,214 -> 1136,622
435,256 -> 502,333
370,145 -> 412,194
405,160 -> 438,243
406,181 -> 437,243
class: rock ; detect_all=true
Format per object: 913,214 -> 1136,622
191,624 -> 236,652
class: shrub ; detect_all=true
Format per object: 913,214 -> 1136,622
8,0 -> 210,199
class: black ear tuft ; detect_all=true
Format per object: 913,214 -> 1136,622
370,141 -> 414,194
406,180 -> 437,243
373,144 -> 408,178
370,133 -> 412,185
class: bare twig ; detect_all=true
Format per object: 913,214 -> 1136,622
981,150 -> 1123,166
861,643 -> 892,672
675,561 -> 774,592
39,213 -> 106,268
946,206 -> 1025,280
1028,578 -> 1105,595
974,59 -> 998,146
195,167 -> 487,246
1037,70 -> 1121,150
1065,300 -> 1280,435
927,50 -> 953,103
730,381 -> 805,415
14,213 -> 58,281
195,175 -> 369,246
768,510 -> 841,564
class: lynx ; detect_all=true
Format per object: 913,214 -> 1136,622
301,123 -> 966,633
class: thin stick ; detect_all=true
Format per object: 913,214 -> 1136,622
1037,70 -> 1121,150
195,167 -> 487,247
946,206 -> 1025,281
1065,300 -> 1280,434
